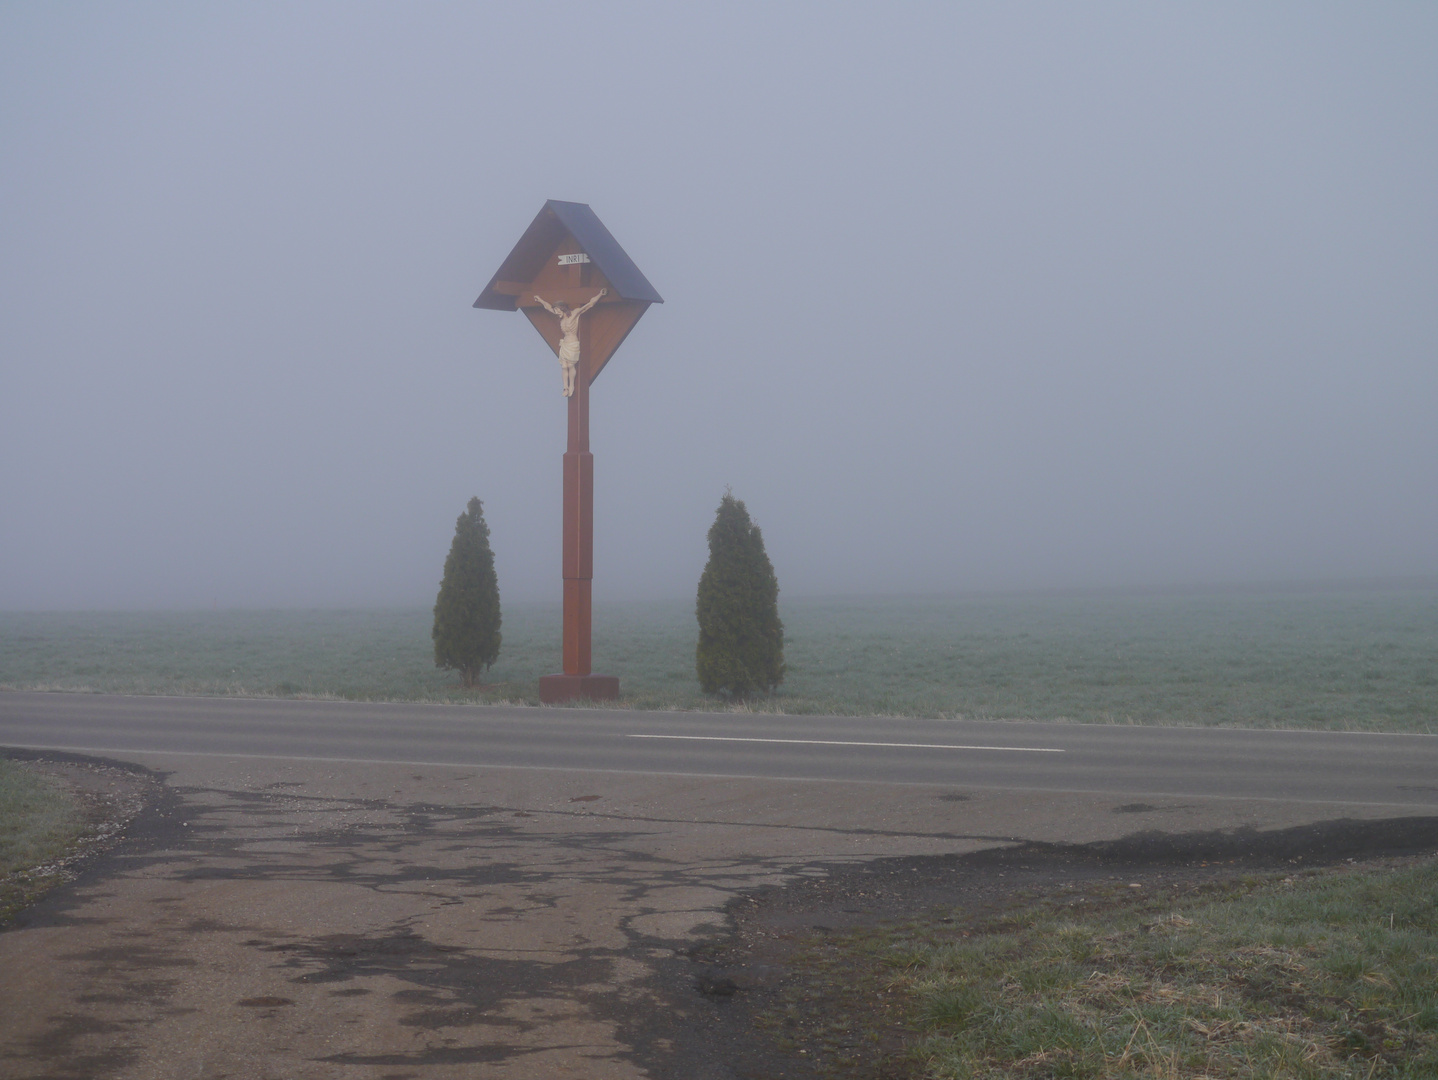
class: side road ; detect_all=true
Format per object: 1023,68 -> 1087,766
2,749 -> 1435,1079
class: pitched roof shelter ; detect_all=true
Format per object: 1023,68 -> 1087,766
474,200 -> 662,384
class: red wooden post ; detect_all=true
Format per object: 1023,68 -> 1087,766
560,318 -> 594,676
543,321 -> 617,701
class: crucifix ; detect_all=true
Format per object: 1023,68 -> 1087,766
532,288 -> 606,397
474,201 -> 662,704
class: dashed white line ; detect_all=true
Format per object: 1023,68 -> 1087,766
623,734 -> 1064,753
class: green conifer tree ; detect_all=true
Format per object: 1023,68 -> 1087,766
696,490 -> 785,697
432,497 -> 501,688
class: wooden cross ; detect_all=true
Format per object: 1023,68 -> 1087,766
474,201 -> 662,704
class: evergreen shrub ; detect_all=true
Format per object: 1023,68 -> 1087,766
432,497 -> 501,688
695,491 -> 785,697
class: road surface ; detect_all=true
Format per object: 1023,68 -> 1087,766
2,691 -> 1435,807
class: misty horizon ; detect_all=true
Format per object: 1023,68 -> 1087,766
5,575 -> 1435,617
3,5 -> 1434,612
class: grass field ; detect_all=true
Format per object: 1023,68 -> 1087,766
0,584 -> 1434,732
767,855 -> 1438,1079
893,857 -> 1438,1078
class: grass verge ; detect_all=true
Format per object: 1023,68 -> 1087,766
849,859 -> 1438,1078
4,586 -> 1436,732
0,756 -> 89,923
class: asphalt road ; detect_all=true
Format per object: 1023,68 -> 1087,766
2,691 -> 1434,807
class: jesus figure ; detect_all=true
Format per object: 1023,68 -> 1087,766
532,288 -> 607,396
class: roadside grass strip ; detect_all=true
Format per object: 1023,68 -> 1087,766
882,859 -> 1438,1078
0,757 -> 87,923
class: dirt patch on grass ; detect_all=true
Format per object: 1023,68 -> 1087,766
0,750 -> 161,927
652,816 -> 1438,1079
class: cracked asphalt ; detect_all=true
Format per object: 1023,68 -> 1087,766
2,750 -> 1435,1078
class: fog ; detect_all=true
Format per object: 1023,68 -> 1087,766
2,4 -> 1434,610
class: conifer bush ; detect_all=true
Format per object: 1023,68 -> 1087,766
432,497 -> 501,688
695,491 -> 785,697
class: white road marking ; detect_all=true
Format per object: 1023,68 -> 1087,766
7,743 -> 1434,807
623,734 -> 1065,752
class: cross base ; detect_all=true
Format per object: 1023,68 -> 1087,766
538,673 -> 620,705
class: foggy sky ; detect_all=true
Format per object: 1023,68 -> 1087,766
2,3 -> 1435,610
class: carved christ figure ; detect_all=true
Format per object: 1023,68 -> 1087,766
532,288 -> 607,396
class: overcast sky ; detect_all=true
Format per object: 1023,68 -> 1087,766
2,3 -> 1434,610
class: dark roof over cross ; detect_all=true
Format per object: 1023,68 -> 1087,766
473,200 -> 663,310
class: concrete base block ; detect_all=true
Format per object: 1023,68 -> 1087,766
538,673 -> 621,705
